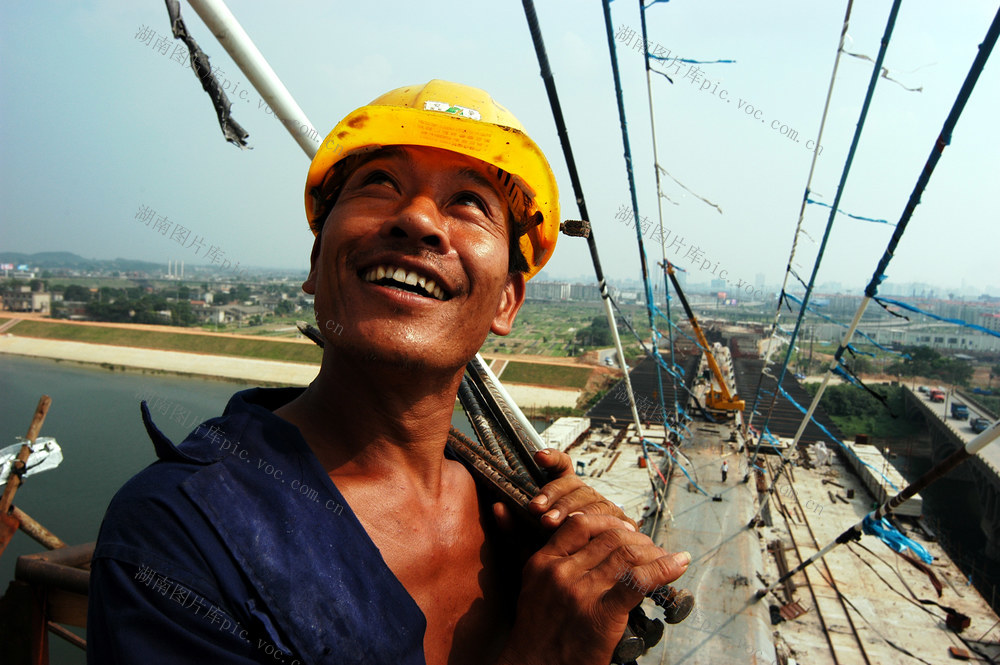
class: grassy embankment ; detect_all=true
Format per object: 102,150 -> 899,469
803,382 -> 923,439
1,319 -> 597,393
2,318 -> 323,364
500,361 -> 593,389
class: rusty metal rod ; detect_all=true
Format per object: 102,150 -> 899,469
0,395 -> 52,515
47,621 -> 87,650
15,542 -> 95,596
12,506 -> 66,550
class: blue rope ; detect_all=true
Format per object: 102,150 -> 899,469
832,363 -> 866,388
874,296 -> 1000,339
806,198 -> 892,225
783,292 -> 909,358
603,0 -> 674,440
846,343 -> 876,358
865,8 -> 1000,299
643,438 -> 711,496
759,427 -> 787,460
648,52 -> 736,65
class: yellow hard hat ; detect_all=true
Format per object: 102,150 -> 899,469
305,80 -> 559,280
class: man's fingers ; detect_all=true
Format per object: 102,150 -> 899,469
530,478 -> 635,530
492,501 -> 515,533
533,448 -> 573,478
537,513 -> 638,558
602,551 -> 692,611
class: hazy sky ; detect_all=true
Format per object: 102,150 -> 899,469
1,1 -> 997,295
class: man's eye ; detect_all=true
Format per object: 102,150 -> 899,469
453,192 -> 488,213
361,170 -> 396,188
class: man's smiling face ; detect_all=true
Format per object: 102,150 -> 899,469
304,145 -> 525,373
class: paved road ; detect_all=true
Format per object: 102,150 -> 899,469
906,384 -> 999,475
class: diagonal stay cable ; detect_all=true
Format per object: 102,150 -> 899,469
746,0 -> 903,475
747,0 -> 856,434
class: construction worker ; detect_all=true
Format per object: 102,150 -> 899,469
88,81 -> 689,664
722,459 -> 729,483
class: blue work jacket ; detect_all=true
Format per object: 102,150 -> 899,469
88,388 -> 427,664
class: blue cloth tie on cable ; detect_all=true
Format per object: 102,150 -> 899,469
783,292 -> 908,358
644,438 -> 711,496
806,198 -> 892,225
846,343 -> 876,358
862,515 -> 933,563
760,427 -> 787,459
875,296 -> 1000,339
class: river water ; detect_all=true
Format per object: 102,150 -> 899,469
0,354 -> 543,663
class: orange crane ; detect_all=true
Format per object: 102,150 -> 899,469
664,262 -> 745,416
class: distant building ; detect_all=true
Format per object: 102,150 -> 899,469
811,320 -> 1000,353
525,281 -> 570,301
1,285 -> 51,315
221,304 -> 267,324
569,283 -> 601,302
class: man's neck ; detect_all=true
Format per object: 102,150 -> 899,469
275,349 -> 465,497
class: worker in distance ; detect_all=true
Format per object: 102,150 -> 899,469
88,80 -> 691,664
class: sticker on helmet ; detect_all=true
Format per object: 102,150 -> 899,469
423,101 -> 482,121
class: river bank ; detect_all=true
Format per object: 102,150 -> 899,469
0,334 -> 582,407
0,334 -> 318,386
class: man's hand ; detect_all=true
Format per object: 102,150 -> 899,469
491,448 -> 691,664
530,448 -> 637,529
492,448 -> 639,533
496,514 -> 691,665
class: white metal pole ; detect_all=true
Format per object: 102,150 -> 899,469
186,0 -> 320,158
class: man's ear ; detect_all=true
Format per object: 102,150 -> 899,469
302,233 -> 322,295
490,272 -> 526,336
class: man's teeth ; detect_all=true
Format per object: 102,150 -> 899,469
363,265 -> 446,301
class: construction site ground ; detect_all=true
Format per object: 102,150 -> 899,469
751,444 -> 998,665
631,421 -> 999,665
638,422 -> 776,665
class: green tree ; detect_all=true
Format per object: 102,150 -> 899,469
575,316 -> 613,347
63,284 -> 91,301
169,301 -> 197,326
887,345 -> 974,386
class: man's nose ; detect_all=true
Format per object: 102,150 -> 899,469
385,194 -> 451,251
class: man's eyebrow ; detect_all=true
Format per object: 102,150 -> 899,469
357,146 -> 411,168
456,167 -> 503,202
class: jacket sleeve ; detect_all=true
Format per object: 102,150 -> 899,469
87,456 -> 302,665
87,555 -> 276,664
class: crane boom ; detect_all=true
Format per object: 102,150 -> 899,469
664,262 -> 745,414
